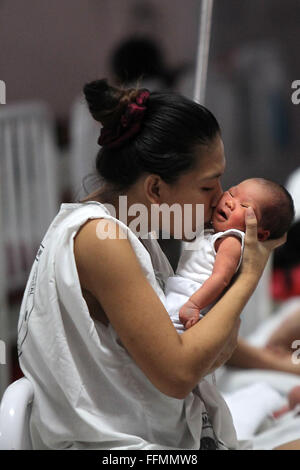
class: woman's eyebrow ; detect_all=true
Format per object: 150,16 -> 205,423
201,172 -> 223,181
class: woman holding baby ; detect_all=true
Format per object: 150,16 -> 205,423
17,79 -> 300,450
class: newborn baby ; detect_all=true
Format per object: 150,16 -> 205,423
165,178 -> 294,332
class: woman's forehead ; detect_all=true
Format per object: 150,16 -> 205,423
193,138 -> 226,181
195,158 -> 225,182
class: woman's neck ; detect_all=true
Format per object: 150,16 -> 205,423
81,184 -> 152,237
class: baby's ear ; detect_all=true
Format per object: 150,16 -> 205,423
257,229 -> 270,241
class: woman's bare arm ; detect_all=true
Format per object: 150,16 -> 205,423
74,210 -> 285,399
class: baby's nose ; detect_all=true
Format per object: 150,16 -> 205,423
225,199 -> 234,210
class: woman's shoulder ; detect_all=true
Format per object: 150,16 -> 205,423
73,217 -> 137,290
59,200 -> 112,219
56,201 -> 131,247
71,202 -> 164,304
74,217 -> 128,251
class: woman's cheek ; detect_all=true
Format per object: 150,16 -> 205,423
203,205 -> 212,224
180,208 -> 205,240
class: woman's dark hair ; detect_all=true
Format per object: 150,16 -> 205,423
83,79 -> 220,195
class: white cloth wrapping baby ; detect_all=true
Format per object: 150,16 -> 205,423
164,228 -> 245,333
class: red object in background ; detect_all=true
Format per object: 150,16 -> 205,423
271,265 -> 300,300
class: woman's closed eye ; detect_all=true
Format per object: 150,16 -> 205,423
201,187 -> 214,192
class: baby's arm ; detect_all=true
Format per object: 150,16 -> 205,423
179,236 -> 242,329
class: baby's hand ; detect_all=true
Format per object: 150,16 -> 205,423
179,300 -> 201,329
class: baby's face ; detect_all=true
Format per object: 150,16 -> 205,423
212,179 -> 271,234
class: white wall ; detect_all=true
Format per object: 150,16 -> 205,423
0,0 -> 199,119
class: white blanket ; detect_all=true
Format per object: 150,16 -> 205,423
222,382 -> 285,440
218,297 -> 300,449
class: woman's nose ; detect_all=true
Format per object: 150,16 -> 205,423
211,182 -> 223,208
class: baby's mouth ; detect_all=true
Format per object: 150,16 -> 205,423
217,208 -> 228,220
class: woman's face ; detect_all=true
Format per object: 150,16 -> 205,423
160,136 -> 225,240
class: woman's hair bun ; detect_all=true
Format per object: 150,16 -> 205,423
81,77 -> 221,196
83,79 -> 139,128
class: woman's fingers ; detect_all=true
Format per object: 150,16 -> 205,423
263,232 -> 287,251
245,205 -> 287,251
244,207 -> 258,242
240,207 -> 263,277
242,207 -> 287,280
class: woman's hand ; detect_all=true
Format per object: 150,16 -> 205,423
240,207 -> 287,280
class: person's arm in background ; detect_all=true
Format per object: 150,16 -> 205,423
226,335 -> 300,376
266,308 -> 300,351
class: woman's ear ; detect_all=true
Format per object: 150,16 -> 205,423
257,228 -> 270,241
144,174 -> 162,204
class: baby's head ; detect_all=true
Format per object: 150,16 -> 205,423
212,178 -> 295,241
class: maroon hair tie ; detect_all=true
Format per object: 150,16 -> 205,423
98,90 -> 150,149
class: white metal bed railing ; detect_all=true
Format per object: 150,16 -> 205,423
0,101 -> 60,397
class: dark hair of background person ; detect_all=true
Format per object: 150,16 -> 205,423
82,78 -> 221,201
273,219 -> 300,291
110,36 -> 190,90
